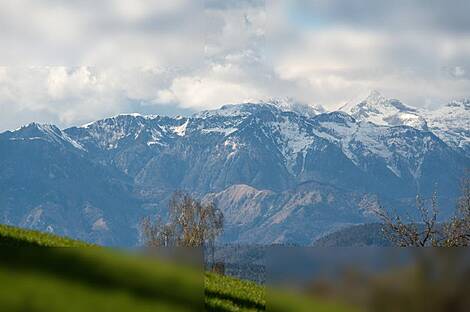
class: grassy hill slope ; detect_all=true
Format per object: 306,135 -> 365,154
0,224 -> 357,312
0,224 -> 91,247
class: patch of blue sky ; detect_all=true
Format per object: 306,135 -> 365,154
285,1 -> 331,30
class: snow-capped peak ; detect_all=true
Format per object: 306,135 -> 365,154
261,97 -> 326,117
340,90 -> 428,130
363,89 -> 386,106
341,90 -> 416,114
445,98 -> 470,110
422,98 -> 470,153
9,122 -> 85,151
80,113 -> 160,128
195,98 -> 325,120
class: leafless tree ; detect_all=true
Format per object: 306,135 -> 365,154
373,172 -> 470,247
442,173 -> 470,246
372,192 -> 440,247
141,191 -> 224,249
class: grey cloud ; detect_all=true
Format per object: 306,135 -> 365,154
0,0 -> 205,67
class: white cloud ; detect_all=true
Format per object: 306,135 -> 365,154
158,75 -> 263,109
266,10 -> 470,108
0,67 -> 182,130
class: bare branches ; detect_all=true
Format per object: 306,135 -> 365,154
141,191 -> 224,248
416,192 -> 439,247
442,172 -> 470,247
371,203 -> 420,247
141,216 -> 175,247
373,173 -> 470,247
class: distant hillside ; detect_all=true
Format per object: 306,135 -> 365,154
0,224 -> 357,312
313,223 -> 392,247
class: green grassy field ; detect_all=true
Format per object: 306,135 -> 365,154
0,224 -> 357,312
0,224 -> 91,247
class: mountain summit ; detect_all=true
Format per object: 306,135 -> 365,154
261,97 -> 326,117
423,98 -> 470,154
340,90 -> 428,130
5,122 -> 85,151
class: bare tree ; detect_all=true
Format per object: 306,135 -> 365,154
141,191 -> 224,249
372,192 -> 440,247
442,174 -> 470,246
141,216 -> 175,247
373,173 -> 470,247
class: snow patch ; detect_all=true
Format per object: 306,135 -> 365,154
202,127 -> 238,136
92,218 -> 109,231
270,118 -> 315,174
171,119 -> 189,136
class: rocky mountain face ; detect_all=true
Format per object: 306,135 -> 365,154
0,123 -> 141,245
1,95 -> 469,246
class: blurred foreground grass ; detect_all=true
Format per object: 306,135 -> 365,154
0,224 -> 357,311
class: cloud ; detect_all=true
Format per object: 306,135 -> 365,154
265,0 -> 470,108
0,66 -> 192,130
0,0 -> 205,67
0,0 -> 469,131
157,75 -> 263,109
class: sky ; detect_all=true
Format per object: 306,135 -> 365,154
1,0 -> 470,131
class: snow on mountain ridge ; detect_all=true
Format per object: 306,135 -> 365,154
268,117 -> 316,174
423,98 -> 470,153
171,119 -> 189,136
195,99 -> 325,119
446,98 -> 470,109
5,93 -> 468,163
7,122 -> 85,151
261,97 -> 326,117
80,113 -> 161,129
194,103 -> 262,118
340,90 -> 428,130
313,115 -> 443,179
339,91 -> 468,155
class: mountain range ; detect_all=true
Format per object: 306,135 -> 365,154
0,91 -> 469,246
